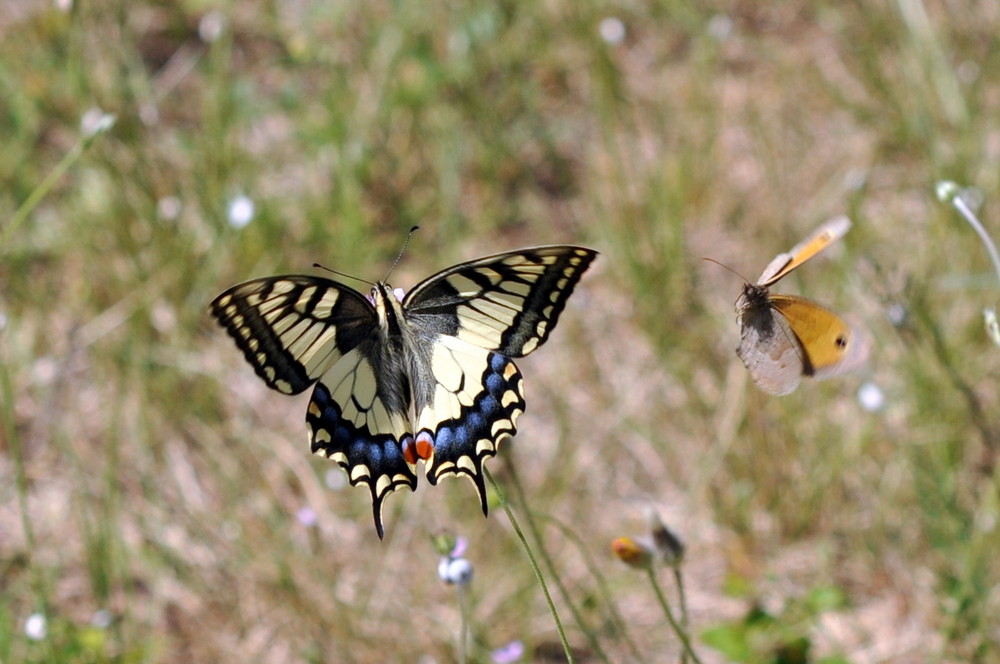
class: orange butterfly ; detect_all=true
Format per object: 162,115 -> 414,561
737,216 -> 870,395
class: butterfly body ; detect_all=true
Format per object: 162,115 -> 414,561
735,217 -> 868,395
212,246 -> 596,536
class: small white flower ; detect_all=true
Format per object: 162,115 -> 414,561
448,32 -> 470,57
857,381 -> 886,412
199,11 -> 227,43
885,303 -> 907,327
227,195 -> 255,229
54,0 -> 73,12
139,103 -> 160,126
842,168 -> 868,192
24,613 -> 46,640
975,507 -> 997,533
157,196 -> 182,221
80,108 -> 116,137
707,14 -> 733,41
150,300 -> 177,334
984,308 -> 1000,347
438,557 -> 473,585
91,609 -> 113,629
31,357 -> 58,385
598,17 -> 626,45
957,61 -> 980,84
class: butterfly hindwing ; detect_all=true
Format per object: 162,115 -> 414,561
736,285 -> 808,395
307,343 -> 417,538
210,276 -> 377,394
404,246 -> 597,357
408,334 -> 525,512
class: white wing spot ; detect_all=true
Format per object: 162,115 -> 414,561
294,287 -> 317,313
449,274 -> 484,297
431,345 -> 465,392
503,280 -> 532,297
311,292 -> 340,319
465,299 -> 518,326
353,361 -> 378,408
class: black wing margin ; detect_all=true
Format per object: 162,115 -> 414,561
402,246 -> 597,357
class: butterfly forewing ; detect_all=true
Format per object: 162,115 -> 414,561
211,276 -> 377,394
404,246 -> 597,357
756,216 -> 852,287
737,285 -> 809,395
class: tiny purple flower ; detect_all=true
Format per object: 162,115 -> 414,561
491,640 -> 525,663
450,536 -> 469,558
296,506 -> 317,527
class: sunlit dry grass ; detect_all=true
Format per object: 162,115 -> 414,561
2,0 -> 1000,662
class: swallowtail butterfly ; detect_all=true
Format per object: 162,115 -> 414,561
211,245 -> 597,537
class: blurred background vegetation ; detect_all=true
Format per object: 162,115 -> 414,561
2,0 -> 999,662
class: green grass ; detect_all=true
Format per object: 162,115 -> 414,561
3,0 -> 1000,662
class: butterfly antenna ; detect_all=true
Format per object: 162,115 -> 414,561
312,263 -> 374,287
702,257 -> 752,283
383,225 -> 420,283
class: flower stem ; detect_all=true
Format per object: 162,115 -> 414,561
674,568 -> 690,664
484,467 -> 573,663
456,584 -> 469,664
4,119 -> 113,246
645,567 -> 703,664
505,466 -> 613,663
